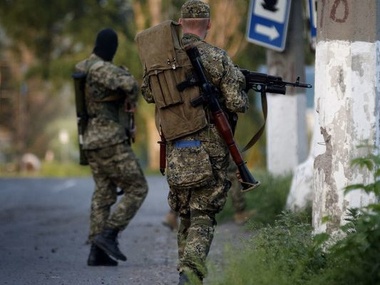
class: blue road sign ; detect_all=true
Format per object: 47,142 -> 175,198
307,0 -> 317,50
246,0 -> 291,52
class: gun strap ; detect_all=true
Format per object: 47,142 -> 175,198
241,90 -> 267,152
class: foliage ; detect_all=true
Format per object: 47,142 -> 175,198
39,161 -> 91,177
213,151 -> 380,285
309,151 -> 380,285
0,161 -> 91,177
0,0 -> 303,172
211,210 -> 324,285
0,0 -> 135,76
218,171 -> 293,225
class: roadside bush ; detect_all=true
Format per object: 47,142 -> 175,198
308,151 -> 380,285
213,151 -> 380,285
212,210 -> 324,285
218,170 -> 292,225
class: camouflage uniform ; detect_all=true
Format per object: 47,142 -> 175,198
75,33 -> 148,245
174,33 -> 248,281
141,1 -> 248,281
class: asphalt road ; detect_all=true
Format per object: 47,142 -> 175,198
0,176 -> 248,285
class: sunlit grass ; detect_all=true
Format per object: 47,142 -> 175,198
212,150 -> 380,285
218,170 -> 293,225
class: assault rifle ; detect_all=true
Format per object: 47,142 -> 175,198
185,45 -> 260,192
123,101 -> 136,146
240,69 -> 312,94
72,72 -> 89,166
238,69 -> 312,152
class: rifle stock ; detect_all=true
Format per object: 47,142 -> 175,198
185,45 -> 260,192
124,102 -> 136,146
72,72 -> 89,166
158,128 -> 166,176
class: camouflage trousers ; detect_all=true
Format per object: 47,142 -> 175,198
167,126 -> 230,280
85,142 -> 148,241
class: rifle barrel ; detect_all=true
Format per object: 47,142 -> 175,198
240,69 -> 313,92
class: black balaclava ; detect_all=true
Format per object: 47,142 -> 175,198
93,28 -> 118,62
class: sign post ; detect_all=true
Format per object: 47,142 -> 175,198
246,0 -> 291,52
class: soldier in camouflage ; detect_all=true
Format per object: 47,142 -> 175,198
75,28 -> 148,267
175,2 -> 249,284
142,1 -> 248,283
163,163 -> 255,230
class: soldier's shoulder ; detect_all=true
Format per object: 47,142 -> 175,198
199,42 -> 226,57
100,62 -> 131,76
75,59 -> 88,73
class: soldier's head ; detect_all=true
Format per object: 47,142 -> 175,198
181,0 -> 210,19
179,0 -> 211,39
93,28 -> 118,62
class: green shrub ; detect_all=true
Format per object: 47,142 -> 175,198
218,171 -> 293,225
308,151 -> 380,285
212,211 -> 324,285
214,151 -> 380,285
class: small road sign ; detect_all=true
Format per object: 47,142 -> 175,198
307,0 -> 317,50
246,0 -> 292,52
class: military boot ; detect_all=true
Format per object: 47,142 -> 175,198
87,244 -> 118,266
178,271 -> 203,285
93,228 -> 127,261
234,209 -> 256,225
178,272 -> 190,285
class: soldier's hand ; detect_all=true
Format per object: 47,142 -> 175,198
124,101 -> 136,112
235,170 -> 242,182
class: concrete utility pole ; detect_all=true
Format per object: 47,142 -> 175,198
313,0 -> 380,235
266,0 -> 308,175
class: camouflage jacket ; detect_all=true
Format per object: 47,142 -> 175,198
141,34 -> 248,114
75,54 -> 138,149
181,33 -> 249,113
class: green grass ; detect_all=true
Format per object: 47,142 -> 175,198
212,150 -> 380,285
212,211 -> 323,285
0,161 -> 92,177
39,161 -> 92,177
218,170 -> 293,225
0,161 -> 164,178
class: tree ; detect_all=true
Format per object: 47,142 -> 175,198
0,0 -> 136,166
0,0 -> 266,171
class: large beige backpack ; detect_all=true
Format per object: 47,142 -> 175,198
135,20 -> 207,141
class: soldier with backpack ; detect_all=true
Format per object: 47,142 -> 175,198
137,0 -> 249,284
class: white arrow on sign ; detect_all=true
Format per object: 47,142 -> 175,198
255,24 -> 279,40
